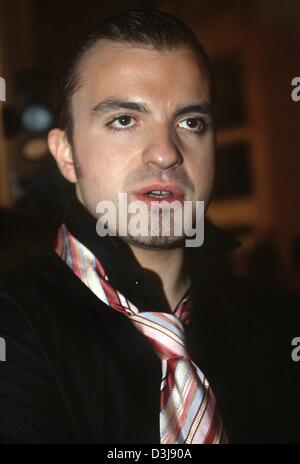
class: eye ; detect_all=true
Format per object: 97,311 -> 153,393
108,115 -> 135,130
177,117 -> 206,133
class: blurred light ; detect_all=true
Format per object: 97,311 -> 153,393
21,103 -> 54,134
21,137 -> 49,161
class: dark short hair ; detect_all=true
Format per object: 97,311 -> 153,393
56,8 -> 216,143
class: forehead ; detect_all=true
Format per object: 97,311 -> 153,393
74,39 -> 210,108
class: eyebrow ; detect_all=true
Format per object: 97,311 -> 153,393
91,99 -> 213,118
91,99 -> 149,114
173,104 -> 213,119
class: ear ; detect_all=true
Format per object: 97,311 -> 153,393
48,128 -> 77,183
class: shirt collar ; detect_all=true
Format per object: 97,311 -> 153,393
64,197 -> 240,312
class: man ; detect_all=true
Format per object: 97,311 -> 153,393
0,9 -> 299,444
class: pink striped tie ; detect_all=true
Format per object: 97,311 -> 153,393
55,224 -> 227,444
129,310 -> 227,444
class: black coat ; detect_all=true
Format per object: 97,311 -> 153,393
0,229 -> 300,443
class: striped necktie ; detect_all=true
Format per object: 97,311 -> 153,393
55,224 -> 227,444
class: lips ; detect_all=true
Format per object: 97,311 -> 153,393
133,183 -> 184,203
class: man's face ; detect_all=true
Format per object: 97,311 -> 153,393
55,40 -> 215,248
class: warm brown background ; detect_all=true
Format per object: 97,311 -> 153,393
0,0 -> 300,292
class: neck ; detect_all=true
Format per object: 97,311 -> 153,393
127,243 -> 191,311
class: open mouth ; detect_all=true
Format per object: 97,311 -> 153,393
134,184 -> 184,202
144,190 -> 173,199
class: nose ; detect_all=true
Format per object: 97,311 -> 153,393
142,127 -> 183,170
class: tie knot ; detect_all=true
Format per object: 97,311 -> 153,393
130,312 -> 190,360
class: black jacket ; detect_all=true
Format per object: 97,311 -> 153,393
0,202 -> 299,443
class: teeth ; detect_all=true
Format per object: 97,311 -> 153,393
146,190 -> 171,197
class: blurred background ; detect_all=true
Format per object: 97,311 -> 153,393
0,0 -> 300,293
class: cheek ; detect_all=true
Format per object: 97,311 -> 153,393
74,141 -> 133,203
204,153 -> 215,186
190,143 -> 215,193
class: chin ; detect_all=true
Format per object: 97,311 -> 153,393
124,234 -> 185,250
